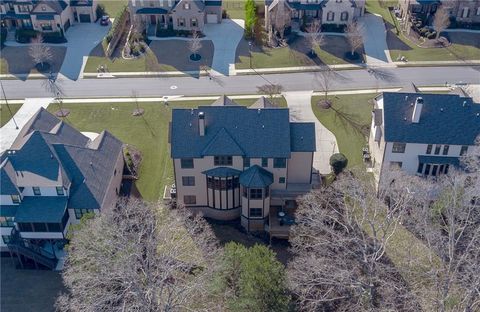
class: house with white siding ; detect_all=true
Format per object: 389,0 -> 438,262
170,96 -> 316,238
368,91 -> 480,186
0,108 -> 124,270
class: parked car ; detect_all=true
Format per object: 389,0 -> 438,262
100,15 -> 109,26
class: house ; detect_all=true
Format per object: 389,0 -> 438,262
445,0 -> 480,25
128,0 -> 222,33
0,108 -> 124,269
170,97 -> 316,238
264,0 -> 365,34
368,91 -> 480,186
0,0 -> 98,34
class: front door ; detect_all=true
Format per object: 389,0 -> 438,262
150,15 -> 156,24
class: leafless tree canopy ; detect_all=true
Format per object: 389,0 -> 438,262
288,170 -> 421,311
433,6 -> 451,40
304,21 -> 325,55
29,35 -> 53,67
56,199 -> 218,312
257,83 -> 284,103
345,22 -> 363,56
188,30 -> 203,57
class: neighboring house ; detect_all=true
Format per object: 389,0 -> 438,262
0,0 -> 98,34
128,0 -> 222,33
445,0 -> 480,25
170,96 -> 316,238
368,90 -> 480,186
0,108 -> 124,270
264,0 -> 365,34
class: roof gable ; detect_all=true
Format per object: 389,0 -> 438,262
250,96 -> 276,109
211,95 -> 239,107
0,160 -> 19,195
202,127 -> 245,156
239,165 -> 274,188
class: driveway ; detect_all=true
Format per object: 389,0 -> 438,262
203,19 -> 244,76
283,91 -> 338,174
0,97 -> 53,152
359,13 -> 393,66
60,22 -> 110,80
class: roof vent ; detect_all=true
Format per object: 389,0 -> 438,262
198,112 -> 205,136
257,109 -> 261,114
463,101 -> 467,107
190,109 -> 194,115
405,95 -> 408,101
90,162 -> 93,166
412,97 -> 423,123
477,113 -> 480,117
440,108 -> 444,112
262,125 -> 265,129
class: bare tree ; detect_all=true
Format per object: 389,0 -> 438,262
433,6 -> 451,40
56,199 -> 219,312
315,66 -> 334,107
288,169 -> 420,311
29,35 -> 53,70
345,22 -> 363,57
304,20 -> 325,56
257,83 -> 284,105
188,30 -> 202,60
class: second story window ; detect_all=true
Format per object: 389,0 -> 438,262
262,158 -> 268,167
56,187 -> 64,196
250,188 -> 263,200
442,145 -> 449,155
392,142 -> 406,153
32,187 -> 41,196
426,144 -> 432,154
0,217 -> 15,227
434,145 -> 441,155
340,11 -> 348,21
243,157 -> 250,168
11,195 -> 20,204
273,158 -> 286,168
214,156 -> 232,166
460,145 -> 468,156
327,11 -> 334,21
182,176 -> 195,186
181,158 -> 194,169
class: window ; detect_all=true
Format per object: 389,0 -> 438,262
181,158 -> 194,168
74,208 -> 94,220
33,223 -> 47,232
177,18 -> 185,27
243,187 -> 248,198
11,195 -> 20,204
417,163 -> 424,174
182,176 -> 195,186
444,164 -> 450,174
190,18 -> 197,27
184,3 -> 190,9
250,188 -> 263,199
434,145 -> 441,155
2,235 -> 11,244
184,195 -> 196,205
233,177 -> 239,188
426,144 -> 432,154
0,217 -> 14,227
18,5 -> 29,12
340,11 -> 349,21
18,223 -> 33,232
56,187 -> 64,196
273,158 -> 286,168
40,23 -> 52,31
390,162 -> 403,168
462,7 -> 470,18
460,145 -> 468,156
327,11 -> 335,21
22,19 -> 32,28
250,208 -> 262,217
32,187 -> 41,196
279,177 -> 286,184
424,164 -> 431,175
214,156 -> 232,166
243,157 -> 250,168
431,165 -> 438,177
261,158 -> 268,167
305,10 -> 317,17
392,142 -> 406,153
442,145 -> 449,155
48,223 -> 61,232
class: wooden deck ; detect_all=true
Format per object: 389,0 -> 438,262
268,205 -> 296,239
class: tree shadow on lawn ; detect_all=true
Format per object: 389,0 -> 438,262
1,46 -> 66,81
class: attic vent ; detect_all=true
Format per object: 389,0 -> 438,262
463,101 -> 467,107
440,108 -> 444,112
190,109 -> 194,115
262,125 -> 265,129
404,95 -> 408,101
477,113 -> 480,117
257,109 -> 261,114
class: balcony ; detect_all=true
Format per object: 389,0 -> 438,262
268,204 -> 296,239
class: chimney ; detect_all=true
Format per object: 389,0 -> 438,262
198,112 -> 205,136
412,97 -> 423,123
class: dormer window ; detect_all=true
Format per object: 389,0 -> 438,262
11,195 -> 20,204
32,187 -> 41,196
56,187 -> 64,196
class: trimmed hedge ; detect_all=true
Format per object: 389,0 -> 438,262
321,23 -> 346,33
42,31 -> 67,43
16,29 -> 38,43
105,5 -> 128,44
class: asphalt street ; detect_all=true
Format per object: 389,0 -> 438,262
1,66 -> 479,99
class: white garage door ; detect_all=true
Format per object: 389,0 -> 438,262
206,14 -> 218,23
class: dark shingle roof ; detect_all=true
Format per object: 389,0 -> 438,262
171,106 -> 292,158
15,196 -> 67,223
382,93 -> 480,145
211,95 -> 239,107
0,205 -> 17,218
136,7 -> 169,14
250,96 -> 276,109
290,122 -> 316,152
0,160 -> 19,195
202,167 -> 242,177
33,1 -> 68,14
239,165 -> 273,188
205,0 -> 222,6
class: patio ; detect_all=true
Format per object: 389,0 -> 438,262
268,204 -> 297,239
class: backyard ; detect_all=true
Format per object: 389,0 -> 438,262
0,104 -> 22,127
99,0 -> 127,17
84,40 -> 214,73
236,35 -> 364,69
46,97 -> 287,201
311,94 -> 374,168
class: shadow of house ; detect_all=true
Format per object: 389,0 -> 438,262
1,46 -> 66,81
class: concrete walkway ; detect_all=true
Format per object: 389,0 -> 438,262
359,13 -> 393,66
283,91 -> 338,174
0,98 -> 53,152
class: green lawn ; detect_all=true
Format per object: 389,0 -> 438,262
0,104 -> 22,127
46,97 -> 285,201
0,58 -> 8,75
223,0 -> 264,20
236,36 -> 363,69
99,0 -> 127,17
312,94 -> 374,168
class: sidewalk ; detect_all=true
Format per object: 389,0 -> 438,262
0,98 -> 53,152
